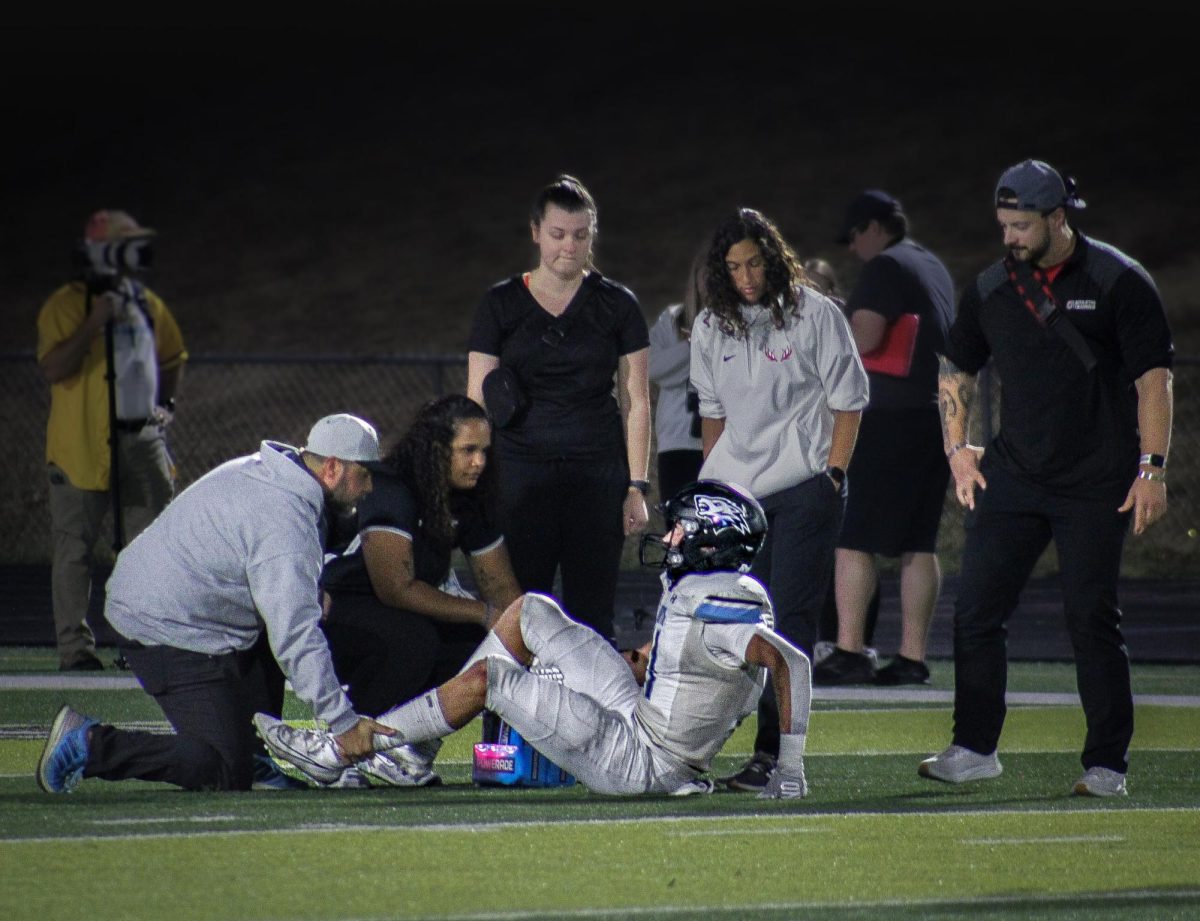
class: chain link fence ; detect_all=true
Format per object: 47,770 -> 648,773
2,353 -> 1197,576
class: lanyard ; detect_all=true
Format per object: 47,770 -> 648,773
1004,255 -> 1058,326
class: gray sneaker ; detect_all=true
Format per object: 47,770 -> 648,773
357,747 -> 441,787
918,744 -> 1002,783
1073,766 -> 1127,797
253,713 -> 346,785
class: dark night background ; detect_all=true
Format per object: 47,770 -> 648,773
1,13 -> 1197,356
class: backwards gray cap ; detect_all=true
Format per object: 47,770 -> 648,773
302,413 -> 389,471
995,159 -> 1086,212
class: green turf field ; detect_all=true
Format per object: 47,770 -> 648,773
1,649 -> 1197,921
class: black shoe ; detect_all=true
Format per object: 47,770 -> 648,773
873,655 -> 931,686
720,752 -> 776,792
59,655 -> 104,672
811,647 -> 876,686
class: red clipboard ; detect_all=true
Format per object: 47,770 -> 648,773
861,313 -> 919,377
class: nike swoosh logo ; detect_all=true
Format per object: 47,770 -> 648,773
722,355 -> 735,362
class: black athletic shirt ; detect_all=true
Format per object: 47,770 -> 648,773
847,238 -> 955,410
468,272 -> 649,460
320,470 -> 501,595
943,233 -> 1173,497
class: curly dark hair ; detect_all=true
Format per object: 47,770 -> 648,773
702,208 -> 809,339
384,394 -> 493,549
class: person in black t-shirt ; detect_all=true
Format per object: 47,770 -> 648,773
466,174 -> 651,642
815,190 -> 955,688
920,160 -> 1174,798
319,396 -> 522,740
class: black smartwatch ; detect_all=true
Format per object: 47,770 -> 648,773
825,466 -> 846,488
628,479 -> 650,496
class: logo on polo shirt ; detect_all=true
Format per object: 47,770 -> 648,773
1066,299 -> 1097,311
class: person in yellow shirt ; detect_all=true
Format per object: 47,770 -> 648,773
36,209 -> 187,670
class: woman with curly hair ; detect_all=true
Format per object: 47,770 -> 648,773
467,174 -> 650,643
318,395 -> 521,778
690,207 -> 869,793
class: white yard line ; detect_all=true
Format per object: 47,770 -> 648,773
961,834 -> 1126,845
1,805 -> 1196,846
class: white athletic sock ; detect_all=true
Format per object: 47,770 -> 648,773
373,690 -> 453,751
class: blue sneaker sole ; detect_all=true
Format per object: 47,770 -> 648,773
37,705 -> 87,793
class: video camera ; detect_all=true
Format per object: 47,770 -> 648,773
78,237 -> 155,276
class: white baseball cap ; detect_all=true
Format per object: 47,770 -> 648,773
302,414 -> 388,470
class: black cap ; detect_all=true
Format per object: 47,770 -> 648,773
835,189 -> 904,244
995,159 -> 1087,212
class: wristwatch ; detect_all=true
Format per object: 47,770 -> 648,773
825,466 -> 846,488
628,479 -> 651,496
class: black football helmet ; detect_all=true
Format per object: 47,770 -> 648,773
640,479 -> 767,579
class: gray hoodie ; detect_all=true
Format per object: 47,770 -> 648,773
105,441 -> 357,735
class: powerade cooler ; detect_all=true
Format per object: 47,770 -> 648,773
472,711 -> 576,787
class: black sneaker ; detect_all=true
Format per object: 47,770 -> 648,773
811,647 -> 876,686
873,655 -> 931,686
59,655 -> 104,672
720,752 -> 776,792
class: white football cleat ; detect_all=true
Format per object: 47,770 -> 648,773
669,778 -> 715,797
253,713 -> 347,785
358,747 -> 441,787
320,766 -> 371,789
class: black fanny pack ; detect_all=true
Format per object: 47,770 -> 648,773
481,366 -> 529,430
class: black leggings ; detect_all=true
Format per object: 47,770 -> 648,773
493,451 -> 628,642
321,592 -> 485,716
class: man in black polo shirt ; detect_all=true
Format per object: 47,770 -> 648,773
921,159 -> 1174,797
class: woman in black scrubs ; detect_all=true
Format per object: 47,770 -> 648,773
320,395 -> 522,719
466,175 -> 650,642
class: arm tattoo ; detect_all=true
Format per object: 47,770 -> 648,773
938,356 -> 976,446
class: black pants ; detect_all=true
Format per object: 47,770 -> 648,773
656,449 -> 703,505
952,459 -> 1133,772
494,451 -> 628,641
85,633 -> 284,791
752,474 -> 844,757
321,592 -> 485,716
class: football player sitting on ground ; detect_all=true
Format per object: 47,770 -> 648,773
256,480 -> 813,799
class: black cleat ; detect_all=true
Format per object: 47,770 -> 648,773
811,647 -> 876,686
720,752 -> 776,792
873,655 -> 931,686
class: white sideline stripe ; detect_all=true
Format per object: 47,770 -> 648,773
669,827 -> 828,837
0,675 -> 142,689
92,815 -> 240,826
4,671 -> 1199,705
2,805 -> 1196,846
815,688 -> 1200,707
962,834 -> 1125,845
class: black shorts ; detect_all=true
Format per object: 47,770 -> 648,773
838,406 -> 950,556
